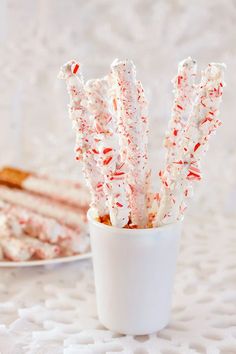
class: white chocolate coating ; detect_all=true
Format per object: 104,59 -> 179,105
155,61 -> 225,226
0,201 -> 89,259
24,175 -> 89,208
111,60 -> 150,227
58,60 -> 107,217
165,57 -> 197,163
58,57 -> 225,229
85,77 -> 130,227
0,186 -> 86,229
155,57 -> 197,225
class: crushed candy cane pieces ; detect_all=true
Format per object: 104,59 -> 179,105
59,57 -> 225,229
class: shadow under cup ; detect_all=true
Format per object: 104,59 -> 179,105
87,209 -> 182,335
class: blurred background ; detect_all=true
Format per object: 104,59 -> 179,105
0,0 -> 235,217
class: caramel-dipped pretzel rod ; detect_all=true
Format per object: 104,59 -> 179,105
155,62 -> 225,226
0,166 -> 89,209
0,186 -> 86,229
85,77 -> 130,227
58,60 -> 107,218
111,60 -> 150,227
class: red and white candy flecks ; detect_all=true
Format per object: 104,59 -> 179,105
85,77 -> 130,228
155,60 -> 226,226
59,57 -> 225,229
111,59 -> 150,227
0,200 -> 89,261
0,185 -> 86,230
155,57 -> 197,225
165,57 -> 197,164
58,60 -> 108,218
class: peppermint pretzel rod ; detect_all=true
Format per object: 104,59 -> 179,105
22,211 -> 88,254
0,203 -> 80,244
60,59 -> 150,227
0,236 -> 60,261
59,57 -> 225,229
155,62 -> 225,226
136,80 -> 153,215
22,236 -> 60,259
58,61 -> 107,218
0,211 -> 61,260
0,237 -> 35,261
155,58 -> 197,225
85,77 -> 130,227
111,60 -> 150,227
0,166 -> 89,208
25,205 -> 87,254
0,186 -> 86,229
164,57 -> 197,164
0,202 -> 89,260
177,63 -> 225,215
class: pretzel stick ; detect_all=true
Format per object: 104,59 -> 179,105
0,210 -> 60,260
85,77 -> 130,227
0,186 -> 86,229
155,62 -> 225,226
111,60 -> 150,227
58,60 -> 107,217
164,57 -> 197,163
0,236 -> 60,261
154,58 -> 197,224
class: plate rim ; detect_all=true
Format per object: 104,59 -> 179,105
0,252 -> 92,267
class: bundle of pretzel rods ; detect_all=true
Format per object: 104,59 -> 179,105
59,57 -> 225,229
0,167 -> 89,261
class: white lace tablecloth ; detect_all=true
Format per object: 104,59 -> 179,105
0,210 -> 235,354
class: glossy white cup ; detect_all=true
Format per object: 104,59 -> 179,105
87,209 -> 181,335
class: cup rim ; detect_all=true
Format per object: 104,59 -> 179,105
87,208 -> 181,234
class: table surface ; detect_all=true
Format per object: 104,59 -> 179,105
0,212 -> 235,354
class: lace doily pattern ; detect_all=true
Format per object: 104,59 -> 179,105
0,211 -> 235,354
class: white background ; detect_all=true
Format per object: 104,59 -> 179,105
0,0 -> 235,216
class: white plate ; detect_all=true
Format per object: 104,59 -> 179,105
0,252 -> 92,267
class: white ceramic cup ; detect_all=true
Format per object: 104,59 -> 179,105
87,209 -> 181,335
